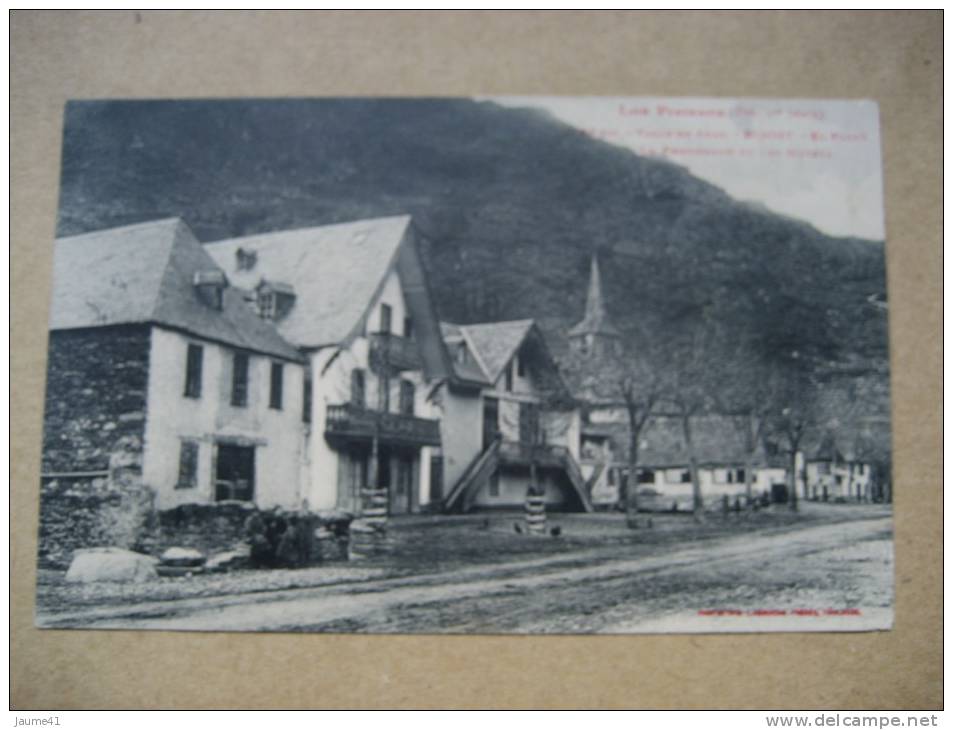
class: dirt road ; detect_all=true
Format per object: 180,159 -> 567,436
40,515 -> 893,634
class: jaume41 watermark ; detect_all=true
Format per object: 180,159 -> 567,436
13,719 -> 61,727
765,714 -> 939,727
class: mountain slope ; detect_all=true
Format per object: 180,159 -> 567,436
55,98 -> 889,390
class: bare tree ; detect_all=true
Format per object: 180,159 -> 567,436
664,327 -> 719,521
764,368 -> 819,512
560,330 -> 662,528
716,336 -> 784,505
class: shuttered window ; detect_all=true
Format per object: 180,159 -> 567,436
176,440 -> 199,489
351,369 -> 366,408
399,380 -> 415,415
184,343 -> 203,398
231,352 -> 249,407
269,362 -> 284,410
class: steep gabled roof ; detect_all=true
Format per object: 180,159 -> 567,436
457,319 -> 535,384
568,255 -> 622,338
50,218 -> 301,361
440,322 -> 491,386
205,216 -> 412,349
441,319 -> 573,402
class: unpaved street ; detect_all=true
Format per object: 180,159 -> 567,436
39,515 -> 892,634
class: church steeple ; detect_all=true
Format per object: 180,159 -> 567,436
568,254 -> 621,357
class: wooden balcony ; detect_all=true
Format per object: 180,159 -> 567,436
369,333 -> 421,372
325,403 -> 441,447
498,440 -> 571,468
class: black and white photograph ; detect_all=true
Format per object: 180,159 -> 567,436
34,96 -> 893,634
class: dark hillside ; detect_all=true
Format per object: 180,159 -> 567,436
56,98 -> 889,391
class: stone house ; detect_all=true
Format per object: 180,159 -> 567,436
43,218 -> 306,513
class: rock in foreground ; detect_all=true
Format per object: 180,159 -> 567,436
65,547 -> 158,584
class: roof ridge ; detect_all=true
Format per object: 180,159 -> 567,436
460,318 -> 535,328
148,220 -> 188,322
203,214 -> 412,247
56,217 -> 184,242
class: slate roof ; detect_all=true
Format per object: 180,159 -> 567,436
457,319 -> 535,384
205,216 -> 411,349
568,255 -> 622,338
584,414 -> 774,468
440,322 -> 491,385
50,218 -> 301,361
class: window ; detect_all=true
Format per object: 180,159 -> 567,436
231,352 -> 249,407
379,374 -> 391,412
379,303 -> 392,334
399,380 -> 415,415
638,469 -> 655,484
666,468 -> 688,483
489,472 -> 500,497
302,375 -> 312,423
259,291 -> 276,320
680,469 -> 691,483
457,343 -> 468,364
504,361 -> 514,392
176,440 -> 199,489
351,369 -> 366,408
517,353 -> 525,377
184,343 -> 203,398
607,468 -> 617,486
403,316 -> 413,339
269,362 -> 283,410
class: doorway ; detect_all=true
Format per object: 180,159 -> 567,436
215,444 -> 255,502
390,452 -> 415,515
483,397 -> 499,450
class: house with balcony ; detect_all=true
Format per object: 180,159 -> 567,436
42,218 -> 306,511
205,215 -> 453,515
437,320 -> 592,513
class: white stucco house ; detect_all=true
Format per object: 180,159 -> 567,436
437,320 -> 591,513
205,215 -> 455,515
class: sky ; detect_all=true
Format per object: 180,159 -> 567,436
492,96 -> 885,241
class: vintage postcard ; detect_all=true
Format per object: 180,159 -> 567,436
34,97 -> 892,633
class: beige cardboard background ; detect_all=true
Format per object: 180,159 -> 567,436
10,10 -> 942,709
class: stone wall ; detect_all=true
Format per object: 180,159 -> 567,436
38,475 -> 157,569
42,325 -> 152,473
39,325 -> 155,568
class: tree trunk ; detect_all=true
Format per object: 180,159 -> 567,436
788,448 -> 799,512
681,413 -> 703,520
744,414 -> 757,505
744,453 -> 754,505
626,437 -> 640,528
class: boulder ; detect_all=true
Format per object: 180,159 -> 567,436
156,564 -> 203,578
159,546 -> 206,567
205,548 -> 250,573
65,547 -> 158,584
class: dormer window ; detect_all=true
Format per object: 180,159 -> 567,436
236,247 -> 258,271
193,270 -> 227,310
256,280 -> 295,320
259,291 -> 276,320
456,342 -> 467,364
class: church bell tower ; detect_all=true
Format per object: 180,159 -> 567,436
568,254 -> 622,359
